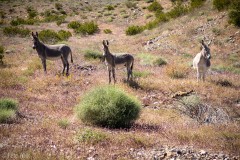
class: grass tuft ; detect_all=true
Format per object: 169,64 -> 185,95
0,98 -> 18,123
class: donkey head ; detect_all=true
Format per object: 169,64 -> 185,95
102,40 -> 110,56
32,32 -> 39,50
201,40 -> 211,60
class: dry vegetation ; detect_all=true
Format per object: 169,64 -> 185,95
0,0 -> 239,159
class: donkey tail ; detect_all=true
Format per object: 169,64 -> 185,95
131,58 -> 134,71
70,50 -> 73,63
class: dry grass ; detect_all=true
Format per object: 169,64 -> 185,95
0,0 -> 240,159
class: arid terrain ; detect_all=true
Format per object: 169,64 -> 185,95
0,0 -> 239,159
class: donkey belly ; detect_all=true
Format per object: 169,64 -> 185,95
46,55 -> 62,61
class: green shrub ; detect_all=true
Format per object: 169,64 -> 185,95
75,21 -> 99,35
133,70 -> 151,78
76,128 -> 108,144
190,0 -> 206,9
153,57 -> 167,66
75,86 -> 141,128
213,0 -> 231,11
43,12 -> 66,25
38,29 -> 60,44
10,17 -> 36,26
55,3 -> 63,10
68,21 -> 81,29
3,26 -> 30,37
126,25 -> 144,35
58,30 -> 72,40
103,29 -> 112,34
228,0 -> 240,27
0,45 -> 4,64
147,1 -> 163,12
0,98 -> 18,123
84,50 -> 102,60
125,1 -> 137,8
58,119 -> 70,129
166,3 -> 188,18
26,6 -> 38,19
106,5 -> 114,10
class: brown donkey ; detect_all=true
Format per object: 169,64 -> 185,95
32,32 -> 73,76
102,40 -> 134,84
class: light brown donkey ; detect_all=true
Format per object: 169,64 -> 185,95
102,40 -> 134,84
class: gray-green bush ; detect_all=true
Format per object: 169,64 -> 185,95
3,26 -> 30,37
75,86 -> 141,128
84,50 -> 102,60
38,29 -> 72,44
126,25 -> 144,35
0,98 -> 18,123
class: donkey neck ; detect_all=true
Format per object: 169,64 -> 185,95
36,41 -> 46,56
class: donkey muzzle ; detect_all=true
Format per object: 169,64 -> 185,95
32,45 -> 36,49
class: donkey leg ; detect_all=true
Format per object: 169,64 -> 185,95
61,57 -> 66,75
112,68 -> 116,84
108,69 -> 112,84
66,62 -> 69,76
41,59 -> 47,74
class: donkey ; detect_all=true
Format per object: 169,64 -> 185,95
193,40 -> 212,82
31,32 -> 73,76
102,40 -> 134,84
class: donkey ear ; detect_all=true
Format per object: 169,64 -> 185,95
208,40 -> 212,46
36,32 -> 38,37
201,40 -> 204,45
102,40 -> 105,45
32,32 -> 34,37
106,40 -> 109,46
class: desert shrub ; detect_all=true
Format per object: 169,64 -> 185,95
75,86 -> 141,128
103,29 -> 112,34
58,30 -> 72,40
76,128 -> 108,145
68,21 -> 81,29
75,21 -> 99,35
0,98 -> 18,123
3,26 -> 30,37
55,3 -> 63,10
165,64 -> 188,79
125,1 -> 137,8
84,50 -> 102,60
58,119 -> 70,129
43,12 -> 66,25
211,79 -> 233,87
228,0 -> 240,27
213,0 -> 231,11
0,45 -> 4,64
126,25 -> 143,35
26,6 -> 38,19
10,17 -> 36,26
38,29 -> 71,44
133,70 -> 151,78
0,69 -> 19,87
147,1 -> 163,12
212,28 -> 221,36
38,29 -> 60,44
153,57 -> 167,66
106,5 -> 114,10
167,3 -> 188,18
190,0 -> 206,9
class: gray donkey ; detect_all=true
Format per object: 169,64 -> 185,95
31,32 -> 73,76
193,40 -> 212,82
102,40 -> 134,84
